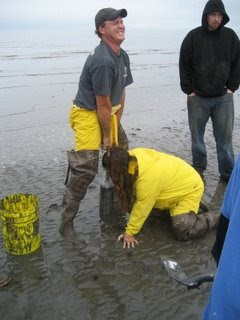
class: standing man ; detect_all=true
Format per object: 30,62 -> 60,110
59,8 -> 133,235
179,0 -> 240,182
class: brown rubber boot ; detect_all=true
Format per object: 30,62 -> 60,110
59,149 -> 99,236
59,196 -> 80,236
205,211 -> 220,229
118,124 -> 129,150
172,211 -> 220,241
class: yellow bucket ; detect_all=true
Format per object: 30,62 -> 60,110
0,194 -> 41,255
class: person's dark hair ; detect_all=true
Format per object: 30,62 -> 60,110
102,147 -> 137,212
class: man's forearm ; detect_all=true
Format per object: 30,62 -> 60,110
96,95 -> 112,147
97,106 -> 111,137
116,89 -> 126,123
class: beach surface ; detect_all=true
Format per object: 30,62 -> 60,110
0,27 -> 240,320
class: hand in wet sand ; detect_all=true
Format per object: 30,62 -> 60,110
117,233 -> 139,249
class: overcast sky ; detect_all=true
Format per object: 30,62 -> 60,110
1,0 -> 239,30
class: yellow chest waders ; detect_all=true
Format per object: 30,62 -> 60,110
110,104 -> 121,147
69,104 -> 121,151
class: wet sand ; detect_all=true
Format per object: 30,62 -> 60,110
1,29 -> 240,319
1,87 -> 240,319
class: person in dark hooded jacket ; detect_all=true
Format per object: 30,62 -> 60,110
179,0 -> 240,183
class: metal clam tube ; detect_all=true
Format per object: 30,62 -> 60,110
99,170 -> 114,215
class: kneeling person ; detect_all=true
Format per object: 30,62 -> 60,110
103,147 -> 219,248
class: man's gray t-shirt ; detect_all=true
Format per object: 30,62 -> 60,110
73,41 -> 133,110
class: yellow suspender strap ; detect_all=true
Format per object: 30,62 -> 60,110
110,104 -> 121,146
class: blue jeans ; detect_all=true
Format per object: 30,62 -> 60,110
187,93 -> 234,179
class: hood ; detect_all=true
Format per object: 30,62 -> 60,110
201,0 -> 229,29
128,148 -> 162,177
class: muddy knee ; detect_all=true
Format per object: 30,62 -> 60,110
171,212 -> 206,241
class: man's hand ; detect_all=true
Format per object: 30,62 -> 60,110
117,233 -> 139,249
102,136 -> 111,150
188,92 -> 196,97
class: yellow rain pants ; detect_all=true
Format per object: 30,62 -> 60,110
69,104 -> 121,151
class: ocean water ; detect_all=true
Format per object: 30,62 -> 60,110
0,27 -> 183,163
0,26 -> 240,320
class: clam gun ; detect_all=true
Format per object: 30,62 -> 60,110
99,170 -> 114,216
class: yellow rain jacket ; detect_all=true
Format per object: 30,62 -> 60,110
125,148 -> 204,236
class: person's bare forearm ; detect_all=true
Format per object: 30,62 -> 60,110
96,95 -> 111,148
116,89 -> 125,123
97,105 -> 111,137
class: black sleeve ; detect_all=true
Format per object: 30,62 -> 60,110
226,31 -> 240,92
211,213 -> 229,265
179,32 -> 194,95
